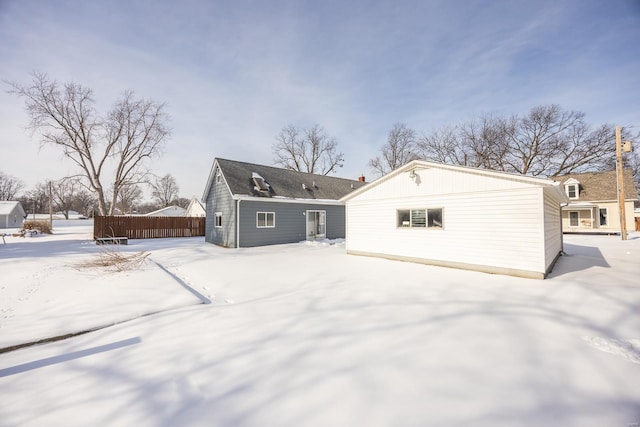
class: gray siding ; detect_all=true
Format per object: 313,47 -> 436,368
238,200 -> 345,247
0,207 -> 24,228
204,168 -> 237,247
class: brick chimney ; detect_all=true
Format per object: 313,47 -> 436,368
358,175 -> 365,182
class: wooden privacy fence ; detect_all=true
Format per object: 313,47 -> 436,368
94,216 -> 206,239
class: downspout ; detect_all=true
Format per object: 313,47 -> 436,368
236,199 -> 241,248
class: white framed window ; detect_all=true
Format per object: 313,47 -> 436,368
256,212 -> 275,228
598,208 -> 608,226
398,208 -> 443,229
214,212 -> 222,228
566,184 -> 579,199
569,211 -> 579,227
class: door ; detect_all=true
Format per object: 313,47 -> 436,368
306,210 -> 326,240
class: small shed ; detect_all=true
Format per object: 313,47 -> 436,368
341,161 -> 568,279
0,201 -> 26,229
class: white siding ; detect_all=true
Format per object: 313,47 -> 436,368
346,186 -> 547,275
353,166 -> 541,202
543,188 -> 563,271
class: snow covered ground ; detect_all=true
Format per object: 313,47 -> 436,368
1,222 -> 639,426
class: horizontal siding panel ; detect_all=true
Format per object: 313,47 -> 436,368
347,187 -> 547,273
355,167 -> 543,202
239,201 -> 345,247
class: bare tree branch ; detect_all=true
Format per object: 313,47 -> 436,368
369,123 -> 418,177
273,124 -> 344,175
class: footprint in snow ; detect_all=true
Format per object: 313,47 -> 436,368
224,298 -> 234,304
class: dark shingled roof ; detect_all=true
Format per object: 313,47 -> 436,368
555,169 -> 638,201
215,158 -> 366,200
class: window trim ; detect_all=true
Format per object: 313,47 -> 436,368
214,212 -> 222,228
397,208 -> 444,229
598,208 -> 608,227
566,184 -> 578,199
256,211 -> 275,228
569,211 -> 579,227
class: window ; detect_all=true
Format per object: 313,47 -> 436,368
599,208 -> 608,226
215,212 -> 222,228
428,208 -> 443,228
566,184 -> 578,199
569,211 -> 579,227
398,208 -> 443,229
257,212 -> 275,228
252,172 -> 270,192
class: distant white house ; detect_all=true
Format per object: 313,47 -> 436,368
185,196 -> 206,217
0,201 -> 26,228
341,160 -> 568,279
555,169 -> 638,234
145,205 -> 187,217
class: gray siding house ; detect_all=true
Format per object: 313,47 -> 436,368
203,158 -> 365,248
0,201 -> 26,229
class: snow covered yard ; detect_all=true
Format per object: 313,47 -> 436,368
1,224 -> 639,427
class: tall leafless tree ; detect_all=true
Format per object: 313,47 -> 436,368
500,105 -> 611,176
369,123 -> 419,177
8,72 -> 170,215
150,173 -> 179,207
417,104 -> 614,177
0,171 -> 24,200
273,124 -> 344,175
116,184 -> 143,214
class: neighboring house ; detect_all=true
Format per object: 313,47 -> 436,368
341,160 -> 568,279
555,169 -> 638,234
185,196 -> 206,217
202,158 -> 366,248
145,205 -> 187,217
0,201 -> 26,228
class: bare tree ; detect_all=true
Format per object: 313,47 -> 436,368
116,184 -> 143,214
499,105 -> 611,176
18,182 -> 49,216
369,123 -> 418,177
173,197 -> 190,209
0,171 -> 24,200
150,173 -> 179,207
273,124 -> 344,175
49,177 -> 95,218
8,72 -> 170,215
417,105 -> 614,177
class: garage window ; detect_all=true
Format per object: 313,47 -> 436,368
398,208 -> 443,229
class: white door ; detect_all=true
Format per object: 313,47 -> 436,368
306,210 -> 326,240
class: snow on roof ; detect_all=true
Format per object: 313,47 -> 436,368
0,201 -> 24,215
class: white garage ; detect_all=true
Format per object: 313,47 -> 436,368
342,161 -> 568,279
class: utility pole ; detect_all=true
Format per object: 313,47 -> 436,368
615,126 -> 627,241
48,180 -> 53,227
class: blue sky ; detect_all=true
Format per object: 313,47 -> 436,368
1,0 -> 639,200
